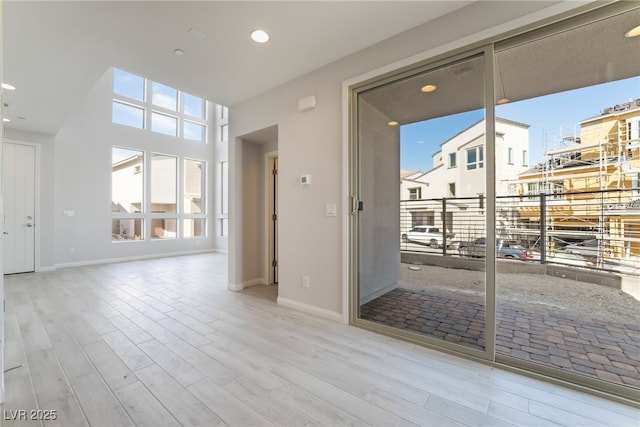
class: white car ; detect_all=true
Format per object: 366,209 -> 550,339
401,226 -> 455,248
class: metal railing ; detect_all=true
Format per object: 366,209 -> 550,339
400,188 -> 640,276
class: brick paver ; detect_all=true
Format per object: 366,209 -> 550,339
361,287 -> 640,388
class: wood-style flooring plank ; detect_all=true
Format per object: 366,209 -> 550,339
69,372 -> 135,427
134,364 -> 223,427
114,381 -> 181,427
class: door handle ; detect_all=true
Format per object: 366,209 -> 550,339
2,231 -> 7,235
25,223 -> 33,228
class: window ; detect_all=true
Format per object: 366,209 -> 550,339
508,147 -> 514,164
184,121 -> 206,142
112,101 -> 145,129
219,161 -> 229,237
448,183 -> 456,197
112,147 -> 144,241
112,147 -> 207,241
151,112 -> 178,136
112,68 -> 208,142
151,153 -> 177,214
448,152 -> 457,168
522,150 -> 528,166
152,82 -> 178,111
216,105 -> 229,145
466,146 -> 484,170
184,93 -> 205,119
113,69 -> 144,101
184,159 -> 207,238
408,187 -> 421,200
527,182 -> 539,199
628,118 -> 640,141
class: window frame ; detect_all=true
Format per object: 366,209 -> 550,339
111,67 -> 209,143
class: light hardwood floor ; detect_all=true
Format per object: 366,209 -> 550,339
1,253 -> 638,426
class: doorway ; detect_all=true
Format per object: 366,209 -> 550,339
3,141 -> 36,274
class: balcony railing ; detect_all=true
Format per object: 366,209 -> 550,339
400,188 -> 640,276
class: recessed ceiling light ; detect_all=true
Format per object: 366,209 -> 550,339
251,29 -> 269,43
388,121 -> 399,126
625,24 -> 640,38
421,84 -> 437,93
174,48 -> 185,56
497,98 -> 510,105
3,118 -> 10,122
2,83 -> 16,91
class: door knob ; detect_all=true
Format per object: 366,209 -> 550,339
2,231 -> 7,235
26,223 -> 33,228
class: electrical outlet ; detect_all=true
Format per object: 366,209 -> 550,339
302,276 -> 310,288
68,247 -> 75,254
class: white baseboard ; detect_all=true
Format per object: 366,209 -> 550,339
36,266 -> 56,272
277,296 -> 343,322
228,282 -> 244,291
54,249 -> 217,269
228,277 -> 268,292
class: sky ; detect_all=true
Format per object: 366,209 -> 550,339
400,76 -> 640,171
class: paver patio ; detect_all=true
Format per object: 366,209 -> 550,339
361,287 -> 640,389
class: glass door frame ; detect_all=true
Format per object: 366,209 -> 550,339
349,45 -> 497,363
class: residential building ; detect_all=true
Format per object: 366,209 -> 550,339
400,118 -> 530,237
516,99 -> 640,258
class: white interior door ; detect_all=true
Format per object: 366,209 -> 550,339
3,142 -> 36,274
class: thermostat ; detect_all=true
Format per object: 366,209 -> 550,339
301,174 -> 311,185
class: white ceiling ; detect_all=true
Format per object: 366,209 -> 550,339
2,0 -> 474,135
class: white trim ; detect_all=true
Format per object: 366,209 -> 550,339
228,277 -> 268,291
264,150 -> 278,286
277,296 -> 343,323
341,80 -> 350,325
228,282 -> 244,291
54,249 -> 217,269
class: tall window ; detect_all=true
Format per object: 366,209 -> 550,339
112,147 -> 207,241
112,147 -> 145,240
507,147 -> 514,164
522,149 -> 528,166
112,68 -> 208,143
184,159 -> 206,238
466,146 -> 484,170
151,154 -> 178,239
219,161 -> 229,237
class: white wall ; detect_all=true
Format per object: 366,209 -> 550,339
53,69 -> 218,267
229,1 -> 583,319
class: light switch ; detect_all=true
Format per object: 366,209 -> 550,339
325,203 -> 337,217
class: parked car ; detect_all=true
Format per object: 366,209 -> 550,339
563,239 -> 600,258
459,238 -> 533,260
401,226 -> 456,248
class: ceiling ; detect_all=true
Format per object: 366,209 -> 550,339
2,0 -> 475,135
360,6 -> 640,125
